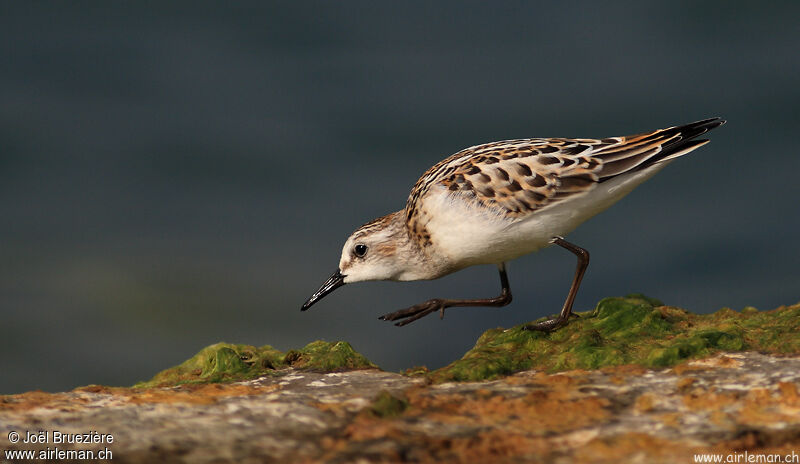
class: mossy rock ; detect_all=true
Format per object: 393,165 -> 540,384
284,340 -> 377,372
135,296 -> 800,388
430,294 -> 800,383
369,390 -> 408,418
135,340 -> 376,388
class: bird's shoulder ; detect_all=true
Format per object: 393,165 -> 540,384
406,137 -> 616,219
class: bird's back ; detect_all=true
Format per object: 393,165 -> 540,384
404,118 -> 725,269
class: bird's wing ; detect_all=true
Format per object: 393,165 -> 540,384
405,117 -> 724,221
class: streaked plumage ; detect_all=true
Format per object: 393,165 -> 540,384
301,118 -> 725,330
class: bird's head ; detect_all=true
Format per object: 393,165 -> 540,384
301,211 -> 414,311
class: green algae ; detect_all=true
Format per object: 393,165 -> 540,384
430,294 -> 800,383
283,340 -> 377,372
134,340 -> 376,388
135,296 -> 800,388
369,390 -> 408,418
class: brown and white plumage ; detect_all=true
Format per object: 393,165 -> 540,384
407,117 -> 723,236
393,118 -> 725,275
301,118 -> 725,329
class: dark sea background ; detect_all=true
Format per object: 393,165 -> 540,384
1,2 -> 798,394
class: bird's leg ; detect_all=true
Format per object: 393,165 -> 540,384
379,263 -> 512,327
524,236 -> 589,332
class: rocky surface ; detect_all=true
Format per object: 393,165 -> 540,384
2,295 -> 800,463
2,353 -> 800,463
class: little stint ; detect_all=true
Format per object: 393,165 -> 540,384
301,118 -> 725,331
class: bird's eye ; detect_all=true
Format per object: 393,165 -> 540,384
354,244 -> 368,257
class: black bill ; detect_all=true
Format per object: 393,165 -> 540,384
301,269 -> 346,311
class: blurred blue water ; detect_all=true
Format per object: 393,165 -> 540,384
1,2 -> 799,393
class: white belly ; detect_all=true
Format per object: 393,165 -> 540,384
423,162 -> 670,268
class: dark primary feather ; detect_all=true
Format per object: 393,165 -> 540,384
594,117 -> 725,181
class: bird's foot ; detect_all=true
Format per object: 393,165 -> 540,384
523,315 -> 571,332
379,299 -> 447,327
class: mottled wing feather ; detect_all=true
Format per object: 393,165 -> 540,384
438,140 -> 604,217
406,118 -> 724,224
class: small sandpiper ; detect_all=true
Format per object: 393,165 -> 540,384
301,118 -> 725,331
